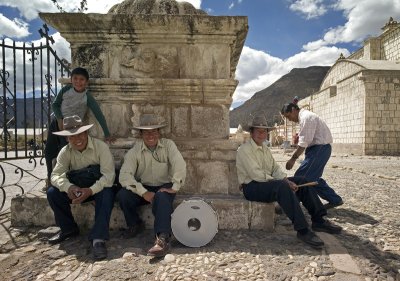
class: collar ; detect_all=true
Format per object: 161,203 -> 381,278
250,138 -> 265,151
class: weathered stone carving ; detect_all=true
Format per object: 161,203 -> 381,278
121,47 -> 178,78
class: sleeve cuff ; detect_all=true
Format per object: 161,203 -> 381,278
172,184 -> 180,192
126,184 -> 148,197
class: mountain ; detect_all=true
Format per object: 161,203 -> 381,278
0,98 -> 51,128
229,66 -> 330,128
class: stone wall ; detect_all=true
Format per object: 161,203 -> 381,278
363,72 -> 400,155
348,18 -> 400,61
301,72 -> 366,155
381,23 -> 400,61
302,64 -> 400,155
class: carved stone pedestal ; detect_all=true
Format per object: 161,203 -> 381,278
27,1 -> 276,231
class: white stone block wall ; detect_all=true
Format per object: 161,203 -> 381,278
381,27 -> 400,61
321,61 -> 363,90
364,73 -> 400,155
300,72 -> 366,154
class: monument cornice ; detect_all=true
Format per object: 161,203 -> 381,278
40,13 -> 248,77
39,13 -> 248,35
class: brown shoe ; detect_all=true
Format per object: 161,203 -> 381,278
147,233 -> 170,257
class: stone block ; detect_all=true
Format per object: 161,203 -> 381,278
180,150 -> 209,160
192,161 -> 230,194
228,162 -> 240,195
181,161 -> 199,194
191,105 -> 229,138
210,150 -> 236,161
171,106 -> 189,137
11,193 -> 274,231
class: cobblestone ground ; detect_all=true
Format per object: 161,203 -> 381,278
0,150 -> 399,281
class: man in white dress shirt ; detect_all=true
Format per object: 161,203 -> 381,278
281,103 -> 343,209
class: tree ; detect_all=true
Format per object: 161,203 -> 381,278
50,0 -> 88,12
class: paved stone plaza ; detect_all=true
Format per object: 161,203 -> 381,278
0,149 -> 399,281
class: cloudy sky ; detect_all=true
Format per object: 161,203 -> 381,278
1,0 -> 400,108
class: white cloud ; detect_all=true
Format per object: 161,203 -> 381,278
0,13 -> 30,38
232,45 -> 349,103
0,0 -> 57,21
177,0 -> 201,9
0,32 -> 70,96
229,3 -> 235,9
306,0 -> 400,47
289,0 -> 327,19
0,0 -> 202,21
0,0 -> 126,21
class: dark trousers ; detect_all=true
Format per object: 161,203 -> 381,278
116,183 -> 175,236
242,177 -> 327,231
47,186 -> 115,240
44,118 -> 68,179
294,144 -> 342,204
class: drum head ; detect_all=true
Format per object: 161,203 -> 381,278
172,198 -> 219,247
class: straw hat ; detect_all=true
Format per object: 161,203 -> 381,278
132,114 -> 167,130
53,115 -> 93,136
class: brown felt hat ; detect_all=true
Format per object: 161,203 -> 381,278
132,114 -> 167,130
53,115 -> 93,136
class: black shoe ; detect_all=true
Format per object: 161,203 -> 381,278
312,220 -> 342,234
297,230 -> 324,248
92,241 -> 107,260
324,200 -> 343,210
48,228 -> 79,244
274,204 -> 283,215
123,221 -> 145,239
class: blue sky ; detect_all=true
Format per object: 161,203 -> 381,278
1,0 -> 400,108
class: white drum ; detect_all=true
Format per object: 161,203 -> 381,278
171,198 -> 218,247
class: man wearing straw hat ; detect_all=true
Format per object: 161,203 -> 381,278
47,115 -> 115,260
236,114 -> 342,249
117,113 -> 186,257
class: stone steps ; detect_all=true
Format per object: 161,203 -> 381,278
11,191 -> 275,231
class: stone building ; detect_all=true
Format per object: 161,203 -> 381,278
300,17 -> 400,155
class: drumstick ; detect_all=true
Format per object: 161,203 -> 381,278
297,181 -> 318,188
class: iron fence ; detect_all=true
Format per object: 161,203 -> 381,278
0,24 -> 71,212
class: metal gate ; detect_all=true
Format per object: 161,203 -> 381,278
0,24 -> 71,212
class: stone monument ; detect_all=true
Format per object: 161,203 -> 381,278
21,0 -> 274,230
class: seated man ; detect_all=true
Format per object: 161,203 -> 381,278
47,115 -> 115,260
117,113 -> 186,257
236,114 -> 342,248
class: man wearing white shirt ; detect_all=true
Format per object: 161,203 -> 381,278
281,103 -> 343,209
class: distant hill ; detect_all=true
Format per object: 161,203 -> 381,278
229,66 -> 330,128
0,98 -> 51,128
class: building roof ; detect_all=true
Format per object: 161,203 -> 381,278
347,59 -> 400,71
320,59 -> 400,89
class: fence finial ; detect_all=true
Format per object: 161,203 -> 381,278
38,24 -> 55,45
